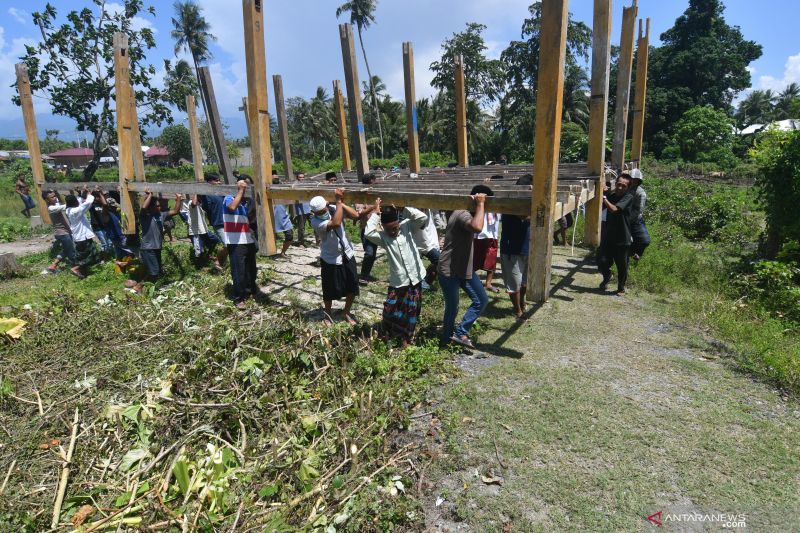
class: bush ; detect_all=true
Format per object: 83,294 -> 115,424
664,106 -> 739,169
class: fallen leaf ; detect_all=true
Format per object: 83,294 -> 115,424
462,417 -> 474,424
502,521 -> 513,532
71,505 -> 95,527
481,475 -> 504,486
50,439 -> 60,446
38,442 -> 49,450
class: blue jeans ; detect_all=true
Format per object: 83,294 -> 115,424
54,234 -> 76,265
360,229 -> 377,278
95,229 -> 112,252
439,272 -> 489,343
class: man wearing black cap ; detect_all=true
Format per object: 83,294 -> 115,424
599,173 -> 635,295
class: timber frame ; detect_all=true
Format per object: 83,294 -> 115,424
19,0 -> 650,305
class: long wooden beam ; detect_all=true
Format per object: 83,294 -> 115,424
14,63 -> 50,223
584,0 -> 613,247
129,83 -> 146,182
332,80 -> 352,171
273,74 -> 294,181
187,95 -> 204,183
454,54 -> 469,167
113,33 -> 137,234
527,0 -> 569,304
610,0 -> 638,171
630,17 -> 650,166
403,42 -> 421,173
198,66 -> 234,183
242,0 -> 277,255
339,24 -> 369,179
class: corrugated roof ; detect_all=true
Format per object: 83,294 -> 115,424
48,147 -> 94,157
145,145 -> 169,157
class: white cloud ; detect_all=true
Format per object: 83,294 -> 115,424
0,26 -> 46,118
106,2 -> 157,34
8,8 -> 28,25
384,42 -> 441,102
758,53 -> 800,92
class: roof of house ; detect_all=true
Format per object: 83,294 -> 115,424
48,147 -> 94,157
145,146 -> 169,157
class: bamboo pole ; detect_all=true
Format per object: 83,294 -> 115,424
113,33 -> 137,234
242,0 -> 278,255
403,42 -> 421,173
527,0 -> 570,304
454,54 -> 469,167
14,64 -> 51,223
630,17 -> 650,167
584,0 -> 613,247
273,75 -> 294,181
333,80 -> 352,171
51,408 -> 79,529
339,24 -> 369,179
186,95 -> 204,182
610,0 -> 638,171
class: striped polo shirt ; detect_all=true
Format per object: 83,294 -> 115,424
222,196 -> 255,245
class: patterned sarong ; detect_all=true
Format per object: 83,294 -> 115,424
382,283 -> 423,341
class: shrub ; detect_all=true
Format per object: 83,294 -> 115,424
665,106 -> 739,169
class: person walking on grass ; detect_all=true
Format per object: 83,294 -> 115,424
43,190 -> 76,275
274,202 -> 295,259
293,173 -> 317,247
598,174 -> 635,295
472,189 -> 500,292
310,190 -> 361,326
64,187 -> 100,279
411,208 -> 443,291
364,199 -> 429,347
15,174 -> 36,218
500,213 -> 531,319
95,190 -> 134,261
628,168 -> 651,260
200,173 -> 229,271
172,193 -> 219,265
224,180 -> 259,309
139,188 -> 165,282
356,173 -> 380,285
438,187 -> 490,348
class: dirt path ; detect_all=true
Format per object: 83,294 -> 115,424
0,234 -> 51,256
421,248 -> 800,532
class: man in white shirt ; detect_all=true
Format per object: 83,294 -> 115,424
64,186 -> 100,278
473,211 -> 500,292
411,208 -> 442,291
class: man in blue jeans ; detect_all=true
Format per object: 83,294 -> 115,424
437,186 -> 490,348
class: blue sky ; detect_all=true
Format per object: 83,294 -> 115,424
1,0 -> 798,142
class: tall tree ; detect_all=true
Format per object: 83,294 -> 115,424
735,89 -> 775,127
773,83 -> 800,121
336,0 -> 386,158
17,0 -> 182,165
645,0 -> 762,155
170,0 -> 215,121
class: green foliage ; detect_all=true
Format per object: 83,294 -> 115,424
159,125 -> 192,164
559,122 -> 588,163
665,106 -> 738,168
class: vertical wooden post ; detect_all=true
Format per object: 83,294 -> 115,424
273,74 -> 294,181
610,0 -> 638,171
584,0 -> 613,247
333,80 -> 351,171
630,17 -> 650,167
198,66 -> 234,183
242,0 -> 277,255
187,95 -> 205,182
15,63 -> 50,223
339,23 -> 369,179
403,42 -> 421,173
454,54 -> 469,167
113,33 -> 137,234
527,0 -> 569,304
240,96 -> 252,139
129,84 -> 146,182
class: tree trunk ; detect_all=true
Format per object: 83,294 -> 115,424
765,224 -> 782,259
357,26 -> 384,159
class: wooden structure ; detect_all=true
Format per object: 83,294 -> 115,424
630,17 -> 651,167
339,23 -> 369,180
403,42 -> 421,173
198,66 -> 235,184
611,0 -> 638,171
14,64 -> 50,223
273,74 -> 294,181
186,95 -> 205,183
112,32 -> 137,234
454,54 -> 469,167
333,80 -> 352,171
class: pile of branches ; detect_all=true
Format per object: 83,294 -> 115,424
0,280 -> 449,531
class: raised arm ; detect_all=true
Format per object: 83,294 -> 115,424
468,194 -> 486,233
169,194 -> 183,217
403,206 -> 429,229
325,189 -> 347,230
364,198 -> 383,246
141,187 -> 153,211
227,180 -> 248,212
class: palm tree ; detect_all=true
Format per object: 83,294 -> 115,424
736,89 -> 776,127
171,1 -> 216,119
336,0 -> 385,158
774,83 -> 800,120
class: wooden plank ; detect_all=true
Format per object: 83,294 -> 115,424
610,0 -> 638,171
129,83 -> 146,182
113,33 -> 137,234
186,95 -> 205,182
240,96 -> 251,138
339,24 -> 369,179
273,74 -> 294,181
630,17 -> 650,166
584,0 -> 613,247
527,0 -> 570,304
242,0 -> 278,255
198,66 -> 234,184
454,54 -> 469,167
403,42 -> 421,173
333,80 -> 352,171
14,63 -> 50,223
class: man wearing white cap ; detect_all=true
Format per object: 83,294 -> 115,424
310,189 -> 369,325
628,168 -> 651,260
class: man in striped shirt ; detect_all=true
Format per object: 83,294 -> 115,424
224,179 -> 258,309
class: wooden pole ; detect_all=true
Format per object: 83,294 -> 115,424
583,0 -> 613,247
403,42 -> 421,173
14,63 -> 50,223
198,66 -> 234,183
187,95 -> 205,182
339,24 -> 369,180
129,83 -> 146,182
333,80 -> 352,171
242,0 -> 277,255
273,74 -> 294,181
610,0 -> 638,171
240,96 -> 251,138
113,33 -> 137,234
527,0 -> 569,304
454,54 -> 469,167
630,17 -> 650,167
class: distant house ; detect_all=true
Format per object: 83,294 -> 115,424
47,147 -> 94,168
738,119 -> 800,136
98,145 -> 151,166
145,145 -> 170,166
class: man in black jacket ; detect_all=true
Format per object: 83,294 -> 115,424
598,173 -> 634,295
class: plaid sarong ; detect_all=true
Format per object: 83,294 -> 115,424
75,239 -> 100,268
382,283 -> 423,341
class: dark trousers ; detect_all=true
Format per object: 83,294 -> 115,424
599,244 -> 630,292
360,229 -> 377,278
294,213 -> 313,244
630,219 -> 651,258
228,243 -> 258,302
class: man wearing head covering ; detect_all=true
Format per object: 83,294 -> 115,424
309,189 -> 363,325
598,173 -> 635,295
628,168 -> 650,260
364,200 -> 429,346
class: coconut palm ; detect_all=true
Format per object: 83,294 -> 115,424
774,83 -> 800,120
735,89 -> 776,127
171,1 -> 216,120
336,0 -> 385,158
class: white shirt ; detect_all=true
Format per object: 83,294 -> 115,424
476,213 -> 499,240
66,194 -> 96,243
311,207 -> 355,265
411,208 -> 440,253
181,199 -> 209,237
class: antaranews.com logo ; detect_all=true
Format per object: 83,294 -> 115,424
647,511 -> 747,528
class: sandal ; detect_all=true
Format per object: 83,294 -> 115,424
449,335 -> 475,349
70,268 -> 85,280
